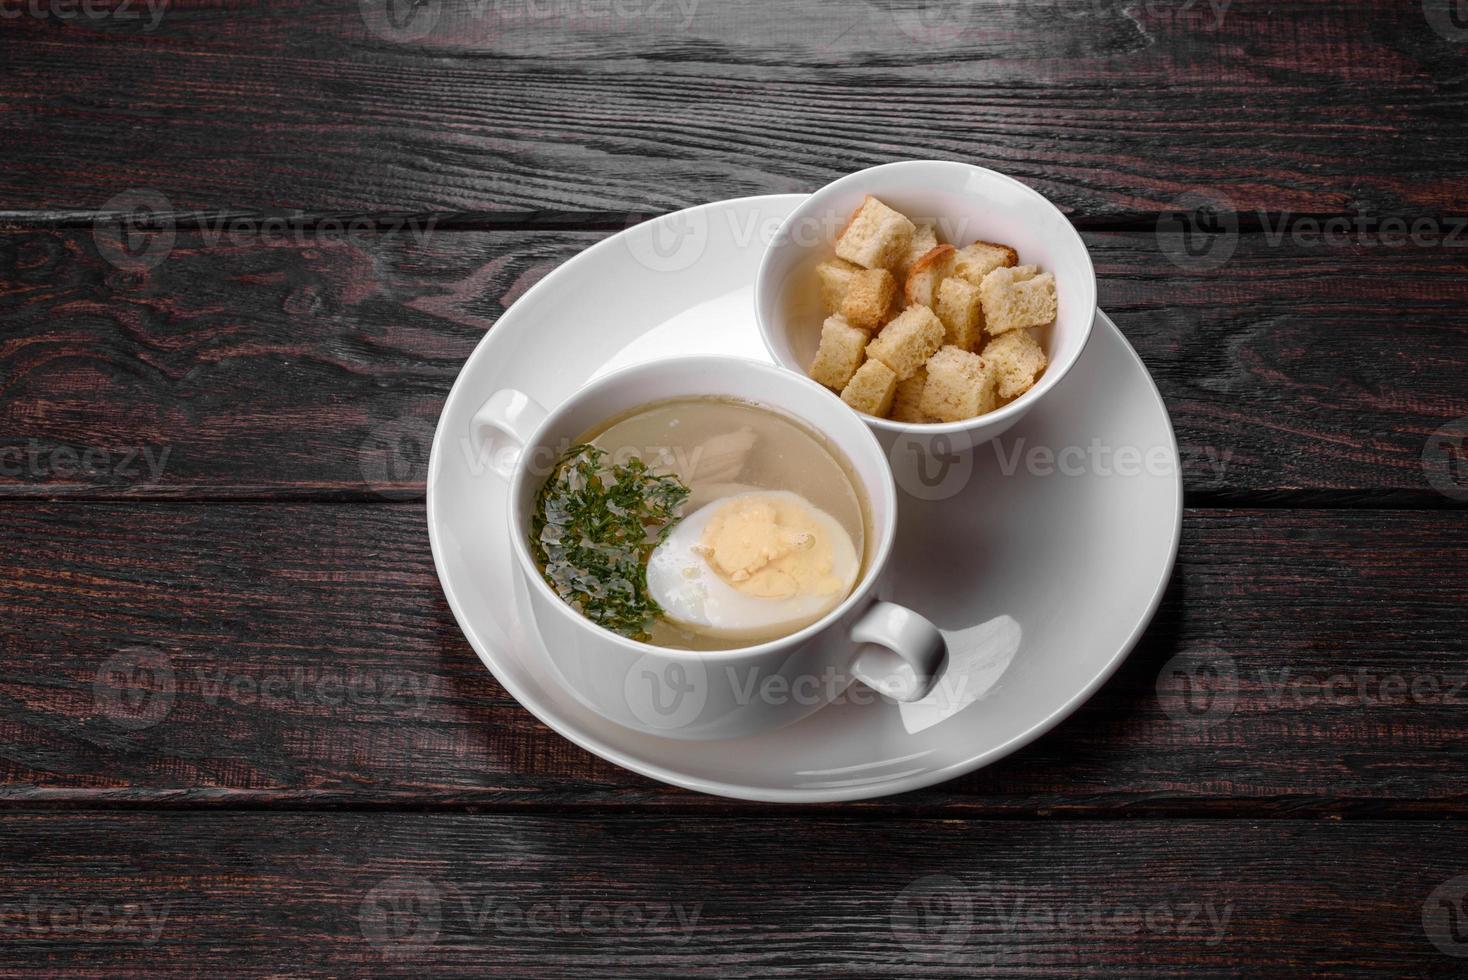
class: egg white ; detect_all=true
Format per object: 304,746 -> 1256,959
645,491 -> 860,642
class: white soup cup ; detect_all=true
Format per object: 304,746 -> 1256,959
472,356 -> 949,740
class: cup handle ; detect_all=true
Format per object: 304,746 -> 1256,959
472,389 -> 548,480
849,602 -> 949,702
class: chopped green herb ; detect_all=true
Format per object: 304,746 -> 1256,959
530,444 -> 690,642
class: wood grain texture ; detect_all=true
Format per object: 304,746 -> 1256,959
0,812 -> 1463,976
0,502 -> 1462,813
1,0 -> 1466,217
1,226 -> 1465,498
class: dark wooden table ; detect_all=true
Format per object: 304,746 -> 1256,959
2,1 -> 1466,974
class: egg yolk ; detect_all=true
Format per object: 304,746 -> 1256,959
693,494 -> 845,600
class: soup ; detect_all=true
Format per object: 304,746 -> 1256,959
530,397 -> 868,651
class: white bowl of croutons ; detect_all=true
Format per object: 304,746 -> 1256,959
755,160 -> 1096,449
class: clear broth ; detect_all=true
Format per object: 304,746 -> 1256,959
580,396 -> 869,651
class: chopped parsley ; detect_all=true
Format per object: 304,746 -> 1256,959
530,445 -> 691,642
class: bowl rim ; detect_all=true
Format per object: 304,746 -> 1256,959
754,159 -> 1098,437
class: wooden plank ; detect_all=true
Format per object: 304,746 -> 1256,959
1,227 -> 1465,498
1,0 -> 1465,217
0,503 -> 1462,813
0,812 -> 1461,975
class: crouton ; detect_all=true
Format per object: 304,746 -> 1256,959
808,315 -> 870,392
983,329 -> 1049,400
920,346 -> 997,422
979,265 -> 1058,335
953,241 -> 1019,286
840,359 -> 898,417
897,222 -> 940,279
840,268 -> 897,331
903,244 -> 957,309
889,367 -> 930,424
935,276 -> 985,351
835,196 -> 916,271
816,259 -> 865,314
866,305 -> 945,381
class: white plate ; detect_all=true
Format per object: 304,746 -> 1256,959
427,195 -> 1182,802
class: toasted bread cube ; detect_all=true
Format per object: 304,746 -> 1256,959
866,305 -> 944,381
983,329 -> 1049,400
953,241 -> 1018,285
816,258 -> 864,314
808,315 -> 870,391
840,359 -> 898,417
904,245 -> 957,309
980,265 -> 1057,335
890,367 -> 930,423
920,346 -> 997,422
836,196 -> 916,270
840,268 -> 897,331
935,276 -> 985,351
897,222 -> 940,279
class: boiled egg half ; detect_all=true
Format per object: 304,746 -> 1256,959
646,491 -> 861,643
